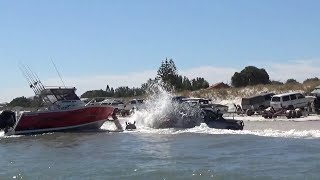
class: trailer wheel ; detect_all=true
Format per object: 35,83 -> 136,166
259,105 -> 266,111
291,110 -> 297,118
246,109 -> 254,116
286,110 -> 292,119
295,109 -> 302,118
263,114 -> 268,119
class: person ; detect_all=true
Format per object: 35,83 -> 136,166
125,121 -> 136,130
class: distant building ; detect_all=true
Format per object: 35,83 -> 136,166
208,82 -> 230,89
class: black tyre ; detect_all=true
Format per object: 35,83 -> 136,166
288,105 -> 294,110
259,105 -> 266,111
286,110 -> 292,119
291,110 -> 297,118
246,109 -> 254,116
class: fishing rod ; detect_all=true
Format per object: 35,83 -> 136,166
51,57 -> 66,88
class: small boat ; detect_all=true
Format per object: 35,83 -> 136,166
0,68 -> 115,136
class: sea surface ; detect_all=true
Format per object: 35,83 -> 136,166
1,119 -> 320,180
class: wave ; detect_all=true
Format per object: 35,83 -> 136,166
118,123 -> 320,139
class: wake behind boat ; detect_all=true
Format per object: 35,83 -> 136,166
0,67 -> 116,136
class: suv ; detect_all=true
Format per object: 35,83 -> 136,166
241,92 -> 275,111
270,92 -> 312,110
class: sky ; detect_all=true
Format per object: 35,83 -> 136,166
0,0 -> 320,102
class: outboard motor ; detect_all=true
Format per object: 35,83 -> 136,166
125,121 -> 136,130
0,110 -> 16,132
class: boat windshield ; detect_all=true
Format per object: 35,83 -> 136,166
40,88 -> 80,104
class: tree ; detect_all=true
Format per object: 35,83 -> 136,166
157,58 -> 178,88
231,72 -> 245,88
303,77 -> 320,84
8,96 -> 31,107
80,89 -> 107,98
285,79 -> 299,84
231,66 -> 270,87
191,77 -> 209,90
182,76 -> 192,91
270,80 -> 284,85
141,78 -> 157,91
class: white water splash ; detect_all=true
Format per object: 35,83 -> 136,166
128,84 -> 174,128
126,83 -> 202,128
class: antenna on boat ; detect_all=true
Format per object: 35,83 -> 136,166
50,57 -> 66,88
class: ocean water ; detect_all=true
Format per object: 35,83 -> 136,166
1,88 -> 320,179
1,120 -> 320,180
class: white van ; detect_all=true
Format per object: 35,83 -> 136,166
270,92 -> 311,110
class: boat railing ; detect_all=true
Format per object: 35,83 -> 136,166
43,86 -> 76,89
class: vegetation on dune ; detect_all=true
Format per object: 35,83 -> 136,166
187,80 -> 320,102
7,96 -> 42,108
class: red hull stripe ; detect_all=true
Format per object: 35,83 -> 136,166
14,106 -> 114,131
9,119 -> 107,135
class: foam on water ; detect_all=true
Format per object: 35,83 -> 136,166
119,122 -> 320,139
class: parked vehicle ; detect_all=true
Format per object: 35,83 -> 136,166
311,85 -> 320,113
241,92 -> 275,111
124,99 -> 145,111
270,92 -> 313,110
100,99 -> 125,111
177,97 -> 229,113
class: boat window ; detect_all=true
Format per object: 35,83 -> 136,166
271,97 -> 280,102
130,101 -> 137,104
282,96 -> 290,101
137,100 -> 144,103
47,95 -> 58,104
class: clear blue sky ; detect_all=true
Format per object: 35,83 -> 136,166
0,0 -> 320,101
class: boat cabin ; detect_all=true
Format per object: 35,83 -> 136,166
39,87 -> 85,110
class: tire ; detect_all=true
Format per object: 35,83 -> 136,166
291,110 -> 297,118
246,109 -> 254,116
288,105 -> 294,110
295,109 -> 302,118
286,110 -> 292,119
259,105 -> 266,111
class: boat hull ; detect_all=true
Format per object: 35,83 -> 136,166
7,106 -> 114,135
